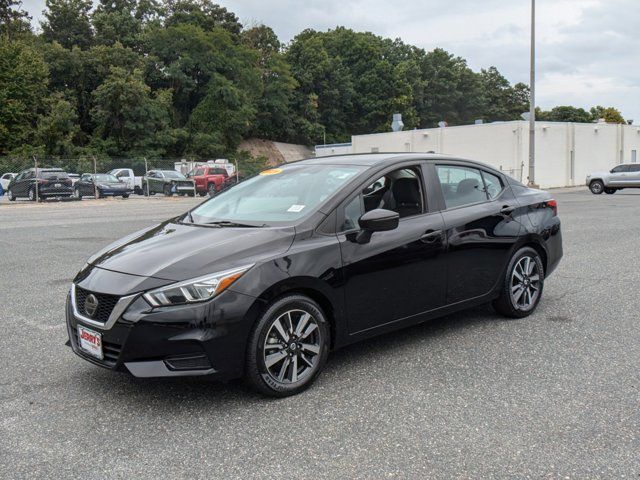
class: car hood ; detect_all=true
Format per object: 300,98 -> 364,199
87,220 -> 296,281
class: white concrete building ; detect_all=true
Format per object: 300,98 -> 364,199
316,121 -> 640,188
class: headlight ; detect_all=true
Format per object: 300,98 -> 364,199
143,264 -> 254,307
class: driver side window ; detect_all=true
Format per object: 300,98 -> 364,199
340,166 -> 424,232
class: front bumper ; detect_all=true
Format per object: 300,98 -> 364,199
99,188 -> 131,196
65,270 -> 260,380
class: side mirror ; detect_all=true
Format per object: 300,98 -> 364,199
352,209 -> 399,244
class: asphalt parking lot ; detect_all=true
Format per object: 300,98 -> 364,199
1,190 -> 639,478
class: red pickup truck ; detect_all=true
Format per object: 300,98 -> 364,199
189,166 -> 230,196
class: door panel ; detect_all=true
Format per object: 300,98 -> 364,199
339,213 -> 447,334
441,194 -> 523,304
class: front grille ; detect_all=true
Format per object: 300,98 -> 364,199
71,328 -> 122,367
75,286 -> 120,323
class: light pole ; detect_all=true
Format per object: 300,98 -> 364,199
528,0 -> 537,187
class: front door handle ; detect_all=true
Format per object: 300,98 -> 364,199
500,205 -> 516,215
420,230 -> 442,243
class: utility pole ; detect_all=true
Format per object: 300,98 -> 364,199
528,0 -> 537,187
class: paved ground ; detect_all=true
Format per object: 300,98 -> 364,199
1,190 -> 638,479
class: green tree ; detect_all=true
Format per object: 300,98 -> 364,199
92,0 -> 160,48
143,22 -> 260,129
537,105 -> 591,123
0,38 -> 49,154
165,0 -> 241,35
90,67 -> 173,156
36,92 -> 80,156
0,0 -> 31,38
589,105 -> 626,124
242,25 -> 298,140
41,0 -> 93,49
478,66 -> 528,122
188,73 -> 257,154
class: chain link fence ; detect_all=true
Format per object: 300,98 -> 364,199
0,156 -> 247,203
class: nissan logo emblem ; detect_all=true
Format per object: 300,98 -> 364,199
84,294 -> 99,318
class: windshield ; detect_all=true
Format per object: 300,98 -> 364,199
191,164 -> 364,225
95,174 -> 119,183
163,171 -> 186,179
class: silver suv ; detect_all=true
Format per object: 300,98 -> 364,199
586,163 -> 640,194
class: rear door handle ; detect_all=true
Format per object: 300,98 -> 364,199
500,205 -> 516,215
420,230 -> 442,243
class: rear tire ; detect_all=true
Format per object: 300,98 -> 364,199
492,247 -> 545,318
604,188 -> 616,194
122,193 -> 129,199
208,183 -> 216,197
245,294 -> 331,397
589,180 -> 604,194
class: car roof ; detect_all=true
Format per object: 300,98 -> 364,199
293,152 -> 502,173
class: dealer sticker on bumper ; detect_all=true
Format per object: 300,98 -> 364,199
77,325 -> 103,360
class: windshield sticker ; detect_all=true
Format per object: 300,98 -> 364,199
259,168 -> 283,176
287,204 -> 306,213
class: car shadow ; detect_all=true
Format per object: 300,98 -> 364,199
66,304 -> 516,407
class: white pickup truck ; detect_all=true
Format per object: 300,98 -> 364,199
108,168 -> 144,195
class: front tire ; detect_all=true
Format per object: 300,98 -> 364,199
28,187 -> 36,201
245,295 -> 331,397
589,180 -> 604,194
73,188 -> 82,200
207,183 -> 216,197
493,247 -> 545,318
122,193 -> 129,199
7,188 -> 15,201
164,184 -> 173,197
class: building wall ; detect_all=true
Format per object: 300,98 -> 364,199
345,121 -> 640,188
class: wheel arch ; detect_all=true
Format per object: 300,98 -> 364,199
252,277 -> 341,349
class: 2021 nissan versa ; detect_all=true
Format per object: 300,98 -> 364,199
66,154 -> 562,396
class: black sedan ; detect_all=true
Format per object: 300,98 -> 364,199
66,154 -> 562,397
73,173 -> 131,199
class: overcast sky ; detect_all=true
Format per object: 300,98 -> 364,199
22,0 -> 640,123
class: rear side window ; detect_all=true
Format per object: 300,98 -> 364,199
628,165 -> 640,172
481,171 -> 504,199
436,165 -> 486,209
611,165 -> 629,173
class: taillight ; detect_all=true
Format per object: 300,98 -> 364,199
547,199 -> 558,216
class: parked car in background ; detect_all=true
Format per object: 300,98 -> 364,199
66,153 -> 562,397
108,168 -> 144,195
73,173 -> 131,199
1,173 -> 16,190
586,163 -> 640,194
7,168 -> 73,201
188,165 -> 231,196
0,181 -> 4,197
142,170 -> 195,196
67,173 -> 80,185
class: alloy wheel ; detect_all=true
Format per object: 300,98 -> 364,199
263,309 -> 321,384
510,256 -> 541,311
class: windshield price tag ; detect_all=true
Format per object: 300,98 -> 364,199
287,205 -> 306,213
